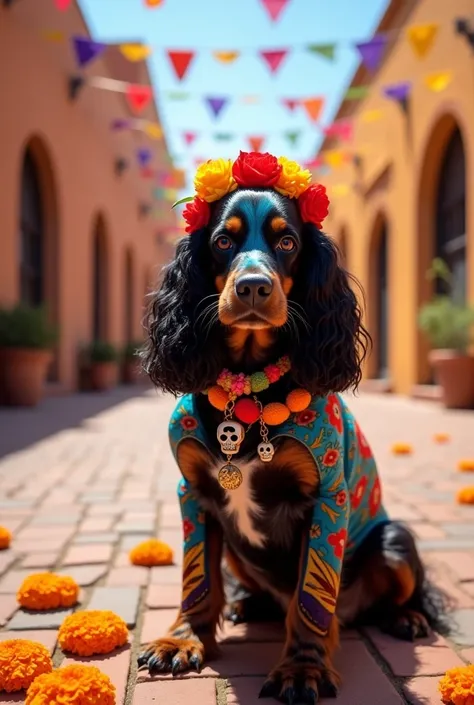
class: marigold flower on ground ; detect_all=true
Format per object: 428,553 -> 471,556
457,487 -> 474,505
17,573 -> 79,610
391,443 -> 413,455
58,610 -> 128,656
0,639 -> 53,692
438,664 -> 474,704
0,526 -> 11,550
433,433 -> 451,444
194,158 -> 237,202
458,459 -> 474,472
275,157 -> 312,198
129,538 -> 174,566
25,664 -> 116,705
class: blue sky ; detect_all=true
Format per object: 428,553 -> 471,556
79,0 -> 388,184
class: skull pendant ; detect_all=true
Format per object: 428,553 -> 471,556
257,441 -> 275,463
217,421 -> 245,455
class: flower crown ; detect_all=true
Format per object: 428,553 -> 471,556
177,151 -> 330,235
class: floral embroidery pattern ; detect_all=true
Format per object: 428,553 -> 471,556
295,409 -> 317,427
180,415 -> 198,431
369,477 -> 382,517
183,517 -> 195,541
322,447 -> 340,467
335,490 -> 347,507
328,528 -> 347,559
324,394 -> 343,434
355,422 -> 372,459
351,476 -> 368,509
310,523 -> 321,539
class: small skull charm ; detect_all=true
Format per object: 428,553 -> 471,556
217,421 -> 245,455
257,441 -> 275,463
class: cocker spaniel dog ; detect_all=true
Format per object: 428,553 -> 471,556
138,152 -> 444,704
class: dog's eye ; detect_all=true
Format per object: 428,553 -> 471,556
215,236 -> 233,251
277,237 -> 296,252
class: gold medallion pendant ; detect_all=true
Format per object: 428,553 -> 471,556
218,463 -> 243,490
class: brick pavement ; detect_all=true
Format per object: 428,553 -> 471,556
0,388 -> 474,704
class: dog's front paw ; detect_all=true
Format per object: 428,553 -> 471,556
259,655 -> 340,704
381,608 -> 430,642
137,636 -> 204,675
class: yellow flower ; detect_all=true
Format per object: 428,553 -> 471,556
275,157 -> 312,198
194,158 -> 237,202
458,459 -> 474,472
391,443 -> 413,455
17,573 -> 79,610
0,526 -> 11,550
58,610 -> 128,656
438,664 -> 474,704
129,538 -> 174,566
457,486 -> 474,505
26,664 -> 116,705
0,639 -> 53,692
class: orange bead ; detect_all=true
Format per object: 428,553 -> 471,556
207,385 -> 228,411
286,389 -> 311,413
262,402 -> 290,426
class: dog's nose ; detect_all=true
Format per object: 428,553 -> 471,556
235,274 -> 273,305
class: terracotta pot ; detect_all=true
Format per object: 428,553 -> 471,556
0,348 -> 52,407
89,362 -> 118,391
429,350 -> 474,409
122,359 -> 140,384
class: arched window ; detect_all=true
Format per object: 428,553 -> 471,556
20,149 -> 43,305
124,248 -> 134,343
435,128 -> 466,303
92,216 -> 108,341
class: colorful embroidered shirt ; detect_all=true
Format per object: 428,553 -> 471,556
169,392 -> 388,635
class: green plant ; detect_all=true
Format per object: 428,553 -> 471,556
123,341 -> 142,361
0,304 -> 58,349
87,340 -> 118,363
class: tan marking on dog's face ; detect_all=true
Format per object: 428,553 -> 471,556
227,328 -> 276,363
281,276 -> 294,296
215,274 -> 227,293
225,216 -> 243,234
270,216 -> 288,233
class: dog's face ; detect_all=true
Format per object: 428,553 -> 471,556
209,190 -> 301,330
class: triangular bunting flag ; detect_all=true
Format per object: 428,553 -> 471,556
206,97 -> 228,119
120,44 -> 152,62
110,118 -> 130,130
140,167 -> 155,179
383,81 -> 411,102
167,51 -> 195,81
248,136 -> 265,152
302,97 -> 324,122
361,109 -> 383,123
167,91 -> 190,100
406,23 -> 439,59
356,35 -> 388,73
307,44 -> 336,61
213,51 -> 240,64
424,71 -> 452,93
72,36 -> 106,67
282,98 -> 299,112
54,0 -> 72,10
125,84 -> 153,113
241,95 -> 260,104
260,49 -> 288,74
345,86 -> 369,100
144,123 -> 163,140
332,184 -> 350,197
324,150 -> 345,169
303,157 -> 322,170
144,0 -> 164,6
260,0 -> 289,22
284,130 -> 300,147
214,133 -> 233,141
324,120 -> 353,142
183,131 -> 197,145
137,148 -> 152,167
42,29 -> 65,42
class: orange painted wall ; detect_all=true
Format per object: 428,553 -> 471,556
0,1 -> 176,392
319,0 -> 474,395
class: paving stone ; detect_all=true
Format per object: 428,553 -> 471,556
87,505 -> 123,517
426,551 -> 474,581
0,553 -> 17,576
105,567 -> 149,587
404,676 -> 445,705
0,629 -> 57,651
410,522 -> 446,540
73,532 -> 119,544
13,538 -> 68,553
140,610 -> 176,644
460,647 -> 474,663
149,565 -> 182,585
120,533 -> 153,551
440,523 -> 474,536
57,564 -> 108,586
418,538 -> 474,551
367,629 -> 463,676
87,586 -> 140,627
21,552 -> 59,568
0,500 -> 35,509
133,678 -> 217,705
30,515 -> 80,526
62,643 -> 132,704
0,596 -> 18,627
219,620 -> 284,644
0,569 -> 35,594
81,493 -> 116,503
62,544 -> 113,565
7,607 -> 73,630
116,519 -> 156,533
79,517 -> 115,533
450,609 -> 474,646
16,526 -> 74,541
145,584 -> 180,609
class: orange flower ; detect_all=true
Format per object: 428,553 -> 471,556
275,157 -> 312,198
58,610 -> 128,656
194,158 -> 237,202
129,538 -> 174,566
0,639 -> 53,692
0,526 -> 12,550
25,664 -> 116,705
438,664 -> 474,705
17,573 -> 79,610
391,443 -> 413,455
457,487 -> 474,505
458,459 -> 474,472
434,433 -> 450,444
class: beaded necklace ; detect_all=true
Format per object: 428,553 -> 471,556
204,356 -> 312,490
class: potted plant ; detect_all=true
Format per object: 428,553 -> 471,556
122,341 -> 142,384
86,341 -> 119,392
418,259 -> 474,409
0,304 -> 58,407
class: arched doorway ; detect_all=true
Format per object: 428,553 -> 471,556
92,215 -> 109,341
369,215 -> 389,379
124,248 -> 135,343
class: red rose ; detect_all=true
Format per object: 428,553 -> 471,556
182,197 -> 210,234
232,151 -> 282,188
297,183 -> 330,228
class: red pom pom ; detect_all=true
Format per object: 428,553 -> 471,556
234,399 -> 260,424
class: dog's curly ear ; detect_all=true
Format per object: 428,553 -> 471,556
141,229 -> 225,395
288,223 -> 371,395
